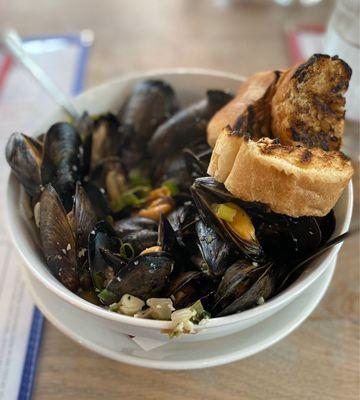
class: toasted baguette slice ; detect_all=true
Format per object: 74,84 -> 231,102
207,71 -> 280,148
207,131 -> 353,217
272,54 -> 352,151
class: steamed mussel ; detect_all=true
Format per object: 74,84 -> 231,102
6,77 -> 338,330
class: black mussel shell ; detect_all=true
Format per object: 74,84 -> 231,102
90,113 -> 122,170
183,148 -> 208,181
167,270 -> 215,308
255,214 -> 323,262
70,183 -> 97,264
101,251 -> 174,304
6,132 -> 43,198
41,122 -> 82,211
119,80 -> 178,169
148,90 -> 233,157
83,181 -> 111,218
119,80 -> 178,142
88,220 -> 121,291
89,156 -> 127,205
191,180 -> 264,260
152,152 -> 191,191
316,210 -> 336,245
114,216 -> 158,237
195,219 -> 234,276
39,184 -> 79,292
212,260 -> 276,317
122,229 -> 158,255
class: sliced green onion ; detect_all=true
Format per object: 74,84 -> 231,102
190,300 -> 211,323
93,272 -> 104,291
129,167 -> 152,188
162,179 -> 179,196
110,185 -> 151,212
109,303 -> 119,312
212,203 -> 237,222
98,289 -> 118,304
119,242 -> 135,260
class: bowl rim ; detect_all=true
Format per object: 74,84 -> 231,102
6,67 -> 354,330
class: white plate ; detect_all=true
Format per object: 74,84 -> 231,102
22,257 -> 336,370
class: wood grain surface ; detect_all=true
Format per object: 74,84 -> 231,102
1,1 -> 359,399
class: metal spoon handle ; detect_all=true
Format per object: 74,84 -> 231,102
0,29 -> 80,120
280,228 -> 357,290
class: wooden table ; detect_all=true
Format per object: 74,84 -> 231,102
2,1 -> 359,399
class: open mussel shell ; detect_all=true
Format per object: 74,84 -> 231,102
6,132 -> 43,198
195,219 -> 234,276
122,230 -> 158,254
191,179 -> 264,260
101,251 -> 174,305
114,216 -> 157,236
41,122 -> 82,211
88,220 -> 121,291
89,156 -> 127,205
167,270 -> 215,308
39,184 -> 79,292
148,90 -> 233,158
83,182 -> 111,219
212,260 -> 276,317
69,182 -> 97,264
89,113 -> 122,169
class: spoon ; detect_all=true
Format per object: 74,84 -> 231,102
0,29 -> 80,120
279,228 -> 358,290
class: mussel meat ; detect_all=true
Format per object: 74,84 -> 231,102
191,177 -> 264,260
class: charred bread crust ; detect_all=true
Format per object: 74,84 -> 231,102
271,54 -> 352,151
207,71 -> 280,147
207,132 -> 353,217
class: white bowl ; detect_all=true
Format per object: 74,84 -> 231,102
6,69 -> 353,345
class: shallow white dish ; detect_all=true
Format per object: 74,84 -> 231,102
21,256 -> 336,369
6,69 -> 353,344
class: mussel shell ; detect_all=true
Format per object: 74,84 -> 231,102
148,90 -> 233,157
167,270 -> 215,308
183,148 -> 209,182
119,80 -> 178,142
212,260 -> 275,317
83,182 -> 111,218
71,183 -> 97,264
191,181 -> 264,260
255,214 -> 323,262
195,219 -> 234,276
90,113 -> 122,169
88,220 -> 121,290
103,251 -> 174,304
114,216 -> 158,237
6,132 -> 42,198
41,122 -> 82,211
39,184 -> 79,292
152,152 -> 191,190
122,229 -> 158,254
89,156 -> 127,204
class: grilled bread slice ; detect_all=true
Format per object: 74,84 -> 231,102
271,54 -> 352,151
207,128 -> 353,217
207,71 -> 280,147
